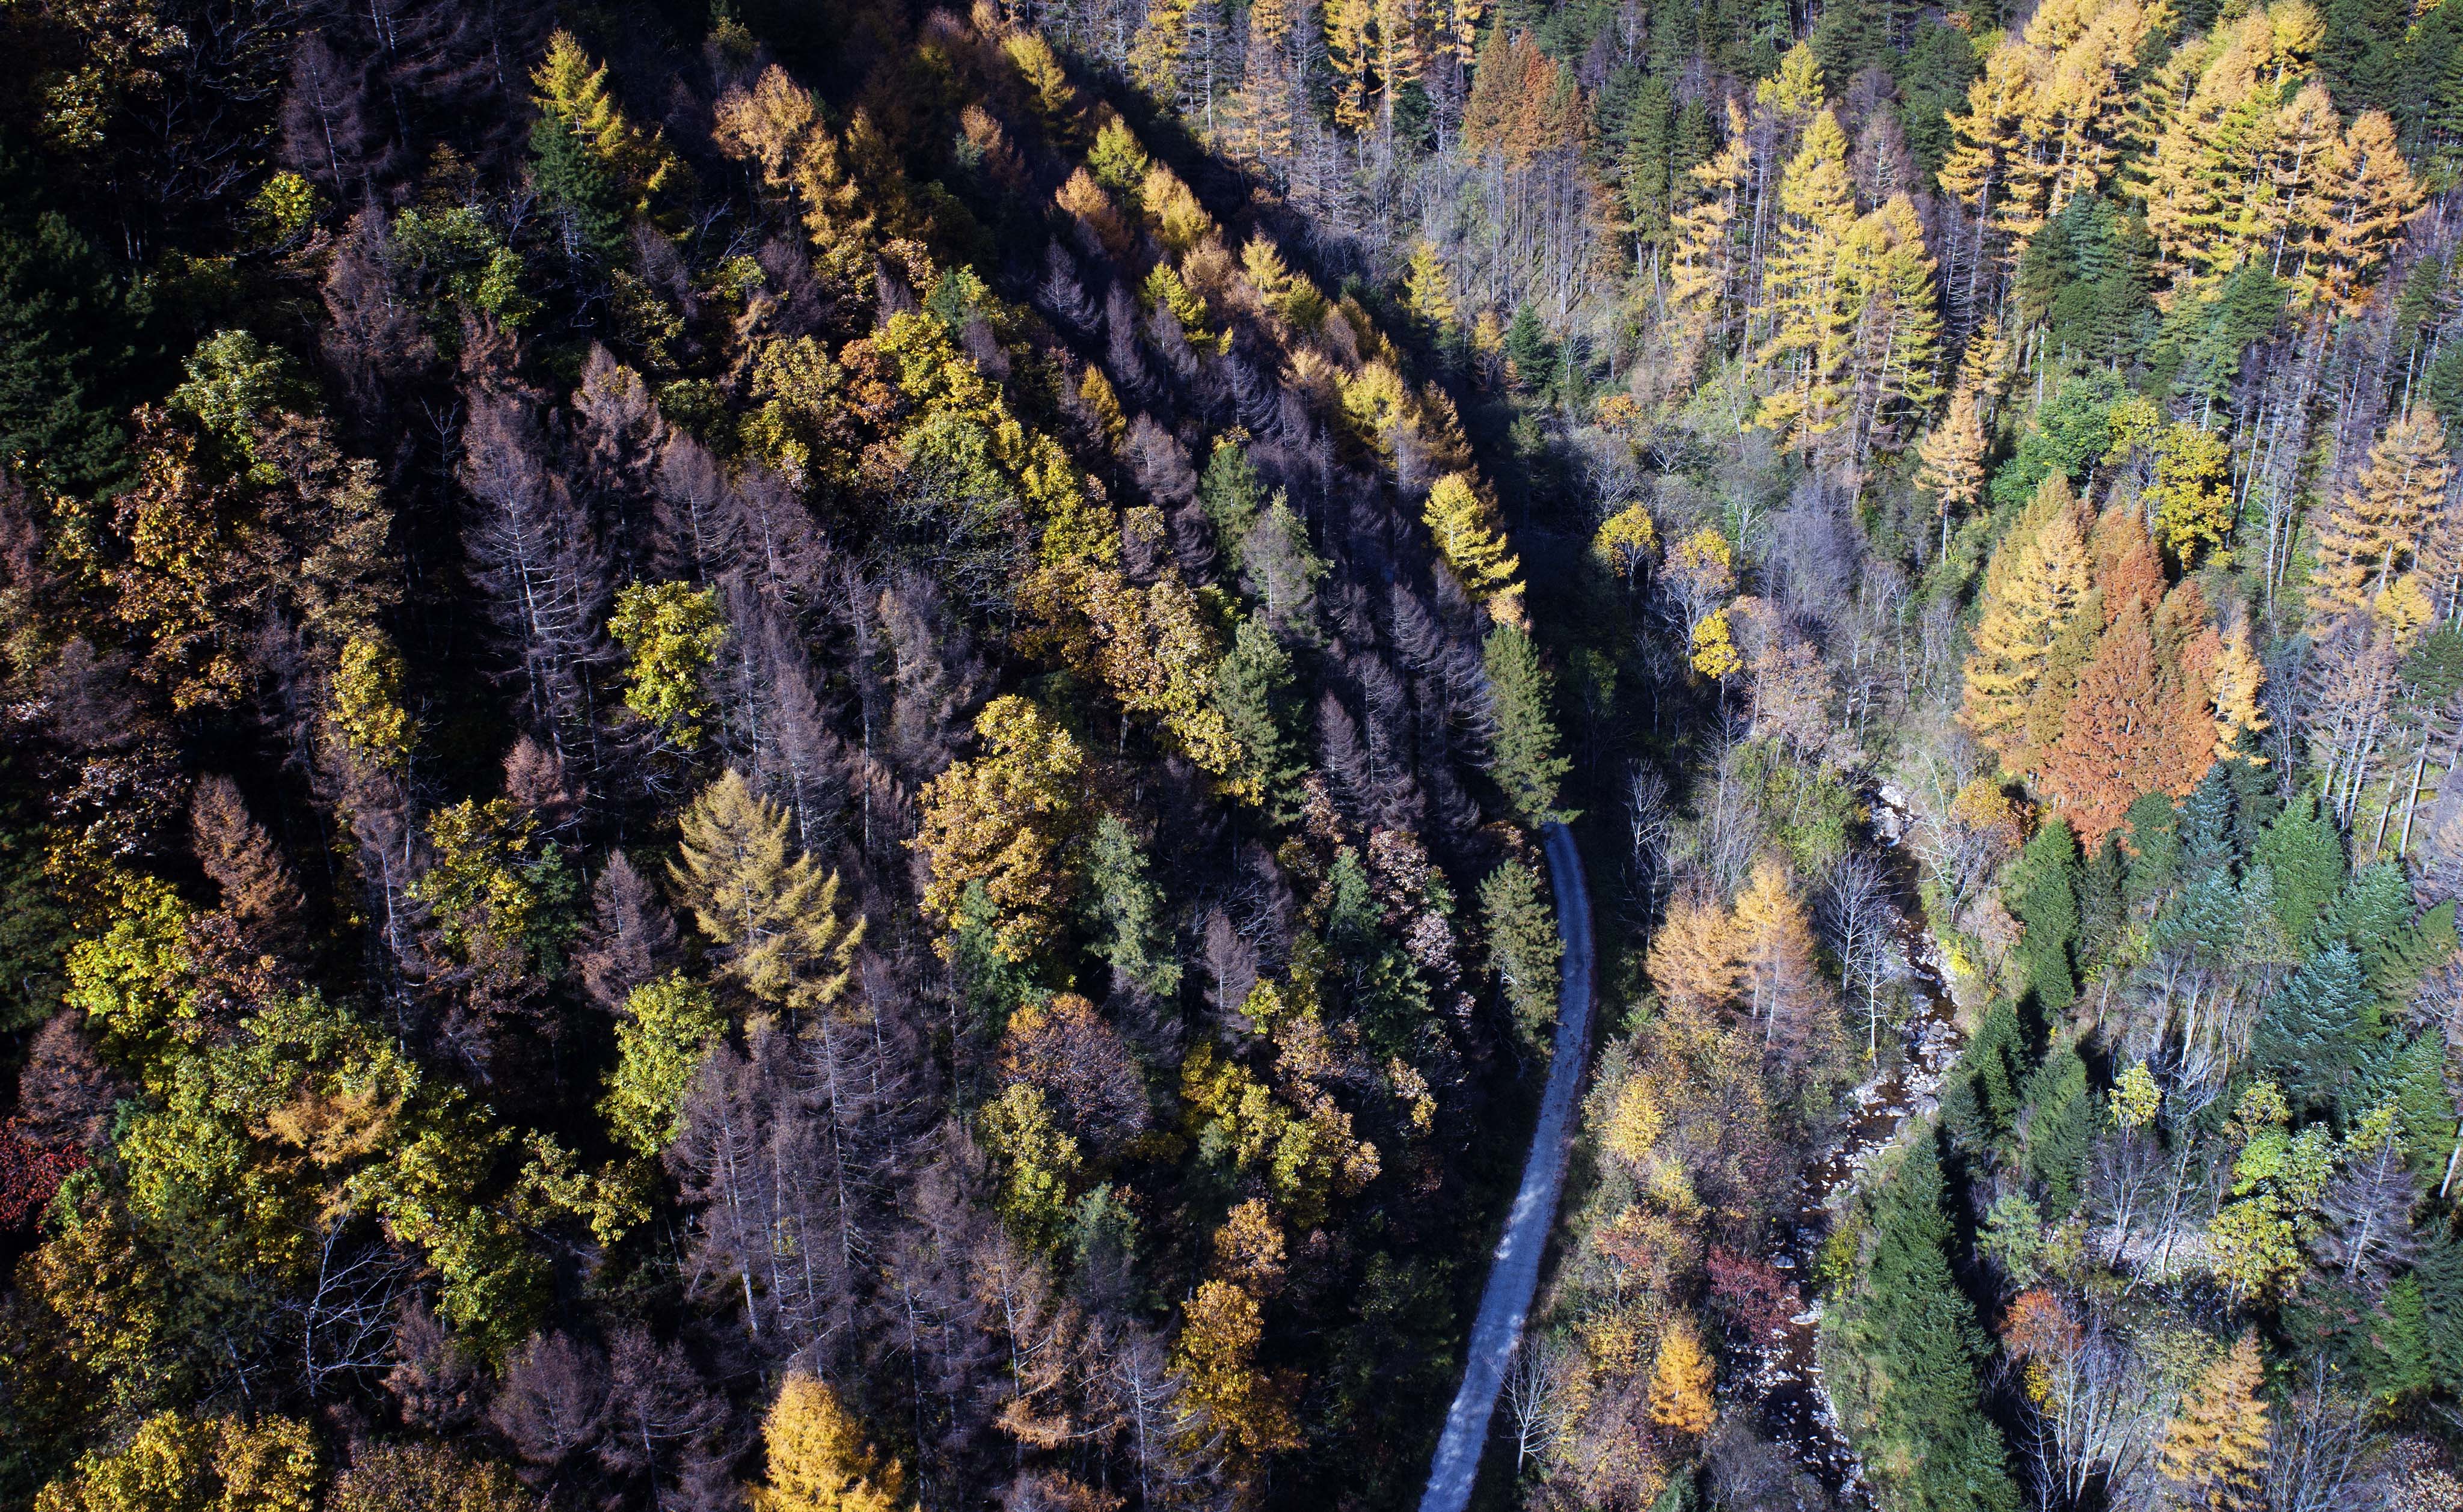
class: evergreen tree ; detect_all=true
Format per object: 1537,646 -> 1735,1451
2252,942 -> 2378,1113
1484,623 -> 1572,825
1848,1139 -> 2021,1512
1217,614 -> 1308,819
2253,792 -> 2346,947
1479,858 -> 1562,1051
2007,818 -> 2081,1011
1082,815 -> 1180,997
2123,791 -> 2183,911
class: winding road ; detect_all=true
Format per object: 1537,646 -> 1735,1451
1416,820 -> 1596,1512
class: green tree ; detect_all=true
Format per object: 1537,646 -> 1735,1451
603,972 -> 726,1154
609,581 -> 725,748
1484,623 -> 1571,825
1217,614 -> 1308,818
1479,858 -> 1561,1051
2007,819 -> 2080,1011
1844,1139 -> 2020,1512
2254,792 -> 2345,947
1082,814 -> 1180,996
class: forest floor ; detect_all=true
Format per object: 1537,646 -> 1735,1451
1417,821 -> 1598,1512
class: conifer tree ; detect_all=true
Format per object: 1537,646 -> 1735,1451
1648,1315 -> 1717,1436
2253,792 -> 2345,945
1915,385 -> 1987,554
1757,110 -> 1859,451
1479,859 -> 1561,1049
2310,409 -> 2450,625
1962,477 -> 2091,768
2039,598 -> 2176,846
1423,471 -> 1522,610
1084,815 -> 1180,997
1216,614 -> 1307,819
2158,1335 -> 2269,1512
1841,194 -> 1944,462
670,770 -> 863,1017
1734,857 -> 1824,1053
1484,623 -> 1571,826
750,1374 -> 907,1512
2007,818 -> 2081,1011
1646,894 -> 1745,1017
1670,102 -> 1753,328
531,31 -> 686,218
1848,1139 -> 2021,1512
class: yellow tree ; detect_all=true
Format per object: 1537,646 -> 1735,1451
1646,893 -> 1743,1017
1734,856 -> 1825,1054
1962,476 -> 2090,768
669,770 -> 863,1017
2310,409 -> 2450,625
2145,424 -> 2235,566
1422,471 -> 1522,607
2209,620 -> 2271,762
1757,110 -> 1859,452
913,696 -> 1089,963
1670,102 -> 1753,331
532,29 -> 686,216
2317,109 -> 2420,314
1230,0 -> 1299,175
1649,1315 -> 1717,1436
1592,502 -> 1658,589
750,1375 -> 908,1512
1840,194 -> 1943,464
2158,1334 -> 2269,1511
1176,1279 -> 1303,1455
713,66 -> 870,284
1916,385 -> 1987,554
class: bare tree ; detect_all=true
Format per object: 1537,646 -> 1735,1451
1821,854 -> 1904,1058
1503,1334 -> 1575,1472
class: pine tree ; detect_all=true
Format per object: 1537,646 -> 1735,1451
750,1374 -> 908,1512
1962,477 -> 2091,768
2310,409 -> 2450,625
2251,942 -> 2377,1113
1850,1139 -> 2021,1512
1084,815 -> 1180,997
1480,859 -> 1562,1050
1648,1315 -> 1717,1436
2007,818 -> 2081,1011
2158,1335 -> 2269,1512
670,770 -> 863,1017
1485,623 -> 1572,826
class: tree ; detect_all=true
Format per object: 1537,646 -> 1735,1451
669,770 -> 862,1017
609,581 -> 725,748
1592,503 -> 1658,589
530,29 -> 684,219
1649,1315 -> 1716,1436
32,1414 -> 317,1512
2147,424 -> 2234,566
1083,815 -> 1180,996
1963,478 -> 2091,769
1844,1139 -> 2020,1512
1422,471 -> 1521,609
2254,792 -> 2345,944
602,972 -> 726,1155
749,1374 -> 907,1512
2007,819 -> 2080,1010
1174,1279 -> 1301,1456
1647,894 -> 1744,1017
1734,857 -> 1826,1055
2038,599 -> 2176,846
1480,859 -> 1562,1050
2158,1335 -> 2269,1511
2311,409 -> 2449,625
1916,386 -> 1987,553
327,1443 -> 535,1512
1485,624 -> 1571,825
913,696 -> 1089,963
1758,110 -> 1860,451
1216,614 -> 1307,817
189,776 -> 306,958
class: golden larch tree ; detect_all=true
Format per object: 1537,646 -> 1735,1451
1649,1315 -> 1717,1436
2158,1334 -> 2269,1512
2310,408 -> 2450,626
749,1375 -> 908,1512
1962,476 -> 2091,767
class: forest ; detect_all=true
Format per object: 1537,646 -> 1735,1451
4,0 -> 2463,1506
